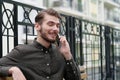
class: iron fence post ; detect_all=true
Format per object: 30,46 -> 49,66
13,4 -> 18,46
100,25 -> 105,80
0,0 -> 3,58
66,16 -> 76,60
79,20 -> 84,65
100,25 -> 103,80
70,17 -> 76,60
104,26 -> 112,80
111,28 -> 115,80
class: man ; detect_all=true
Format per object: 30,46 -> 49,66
0,8 -> 80,80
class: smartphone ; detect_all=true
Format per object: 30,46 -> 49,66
55,34 -> 60,47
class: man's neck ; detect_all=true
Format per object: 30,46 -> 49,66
36,37 -> 50,48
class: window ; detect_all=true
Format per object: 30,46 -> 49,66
90,0 -> 98,18
78,0 -> 83,11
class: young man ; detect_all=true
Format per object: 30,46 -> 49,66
0,8 -> 80,80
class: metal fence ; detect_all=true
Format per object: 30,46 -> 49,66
0,0 -> 120,80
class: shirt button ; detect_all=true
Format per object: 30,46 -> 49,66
67,62 -> 69,65
45,51 -> 48,53
73,71 -> 76,74
41,49 -> 43,51
47,63 -> 50,66
46,76 -> 50,79
70,62 -> 72,64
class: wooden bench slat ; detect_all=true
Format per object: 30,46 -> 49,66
81,72 -> 87,79
79,66 -> 87,80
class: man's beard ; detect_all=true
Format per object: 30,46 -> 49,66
39,29 -> 56,43
41,34 -> 55,43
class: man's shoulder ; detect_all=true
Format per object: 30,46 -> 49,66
14,44 -> 34,52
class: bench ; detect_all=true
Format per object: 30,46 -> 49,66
0,66 -> 87,80
0,77 -> 13,80
79,66 -> 87,80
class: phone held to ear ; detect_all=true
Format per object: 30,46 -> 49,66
55,34 -> 60,47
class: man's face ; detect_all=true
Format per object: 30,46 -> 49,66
39,14 -> 60,43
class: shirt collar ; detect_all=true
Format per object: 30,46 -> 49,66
32,38 -> 52,52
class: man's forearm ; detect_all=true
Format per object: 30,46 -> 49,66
64,59 -> 81,80
0,67 -> 11,77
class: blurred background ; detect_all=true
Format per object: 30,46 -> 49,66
13,0 -> 120,29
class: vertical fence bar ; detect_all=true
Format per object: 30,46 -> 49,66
65,16 -> 69,42
66,16 -> 76,59
69,17 -> 76,60
111,28 -> 115,80
25,25 -> 28,44
104,26 -> 111,80
0,0 -> 3,58
72,17 -> 76,60
100,25 -> 104,80
79,20 -> 84,65
13,4 -> 18,46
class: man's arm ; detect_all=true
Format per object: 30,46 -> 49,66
8,67 -> 26,80
64,59 -> 81,80
0,67 -> 26,80
0,47 -> 26,80
59,36 -> 81,80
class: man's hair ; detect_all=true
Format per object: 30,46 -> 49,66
35,8 -> 61,24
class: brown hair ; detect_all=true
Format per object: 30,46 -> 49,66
35,8 -> 61,25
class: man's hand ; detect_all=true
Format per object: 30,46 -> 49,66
9,67 -> 26,80
59,36 -> 72,60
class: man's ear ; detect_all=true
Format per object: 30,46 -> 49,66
35,23 -> 41,31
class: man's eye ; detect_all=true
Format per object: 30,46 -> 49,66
47,21 -> 60,28
56,24 -> 60,28
48,22 -> 54,26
